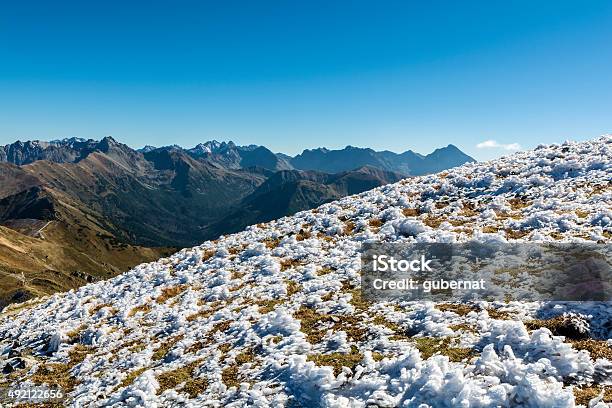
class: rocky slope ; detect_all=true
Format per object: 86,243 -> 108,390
0,137 -> 610,407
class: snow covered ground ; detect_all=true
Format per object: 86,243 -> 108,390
0,137 -> 611,407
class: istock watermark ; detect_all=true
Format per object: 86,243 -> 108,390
360,242 -> 612,302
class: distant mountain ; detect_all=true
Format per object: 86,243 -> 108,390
208,166 -> 404,236
290,144 -> 475,175
1,138 -> 266,247
3,137 -> 474,175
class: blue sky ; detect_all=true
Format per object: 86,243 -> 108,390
1,1 -> 611,160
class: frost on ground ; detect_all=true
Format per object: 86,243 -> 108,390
0,137 -> 611,408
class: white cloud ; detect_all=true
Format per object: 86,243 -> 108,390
476,140 -> 521,150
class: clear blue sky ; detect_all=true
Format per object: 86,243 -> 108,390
1,1 -> 611,160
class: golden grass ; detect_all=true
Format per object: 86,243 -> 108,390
186,306 -> 219,322
118,367 -> 148,389
128,303 -> 151,317
482,225 -> 500,233
423,216 -> 443,228
152,334 -> 184,360
156,285 -> 187,303
570,339 -> 612,360
185,340 -> 209,354
157,359 -> 206,396
505,228 -> 530,239
307,346 -> 363,376
413,337 -> 475,362
402,208 -> 420,217
294,306 -> 368,344
343,220 -> 356,236
372,315 -> 402,333
280,258 -> 302,271
90,302 -> 113,314
30,345 -> 92,391
436,303 -> 477,316
263,237 -> 281,249
459,203 -> 479,217
573,385 -> 612,405
575,209 -> 590,218
524,315 -> 588,340
486,308 -> 514,320
508,197 -> 531,211
285,280 -> 302,297
368,218 -> 383,228
211,320 -> 232,335
295,228 -> 312,241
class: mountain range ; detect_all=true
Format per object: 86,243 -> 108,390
0,136 -> 473,306
0,137 -> 474,175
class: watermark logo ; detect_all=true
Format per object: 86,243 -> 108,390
360,242 -> 612,302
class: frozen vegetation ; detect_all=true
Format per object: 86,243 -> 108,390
0,137 -> 611,407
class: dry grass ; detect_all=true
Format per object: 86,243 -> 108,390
505,228 -> 531,239
423,216 -> 443,228
459,202 -> 479,217
221,365 -> 241,388
66,324 -> 87,343
31,345 -> 93,391
402,208 -> 420,217
294,306 -> 368,344
524,315 -> 589,340
157,359 -> 206,396
218,342 -> 232,354
449,219 -> 469,226
436,303 -> 477,316
182,377 -> 209,398
573,385 -> 612,405
570,339 -> 612,360
186,302 -> 221,322
152,334 -> 184,360
368,218 -> 383,229
118,367 -> 148,389
372,315 -> 402,333
201,249 -> 216,261
211,320 -> 232,335
317,267 -> 334,276
90,302 -> 113,314
128,303 -> 151,317
263,237 -> 281,249
307,346 -> 363,376
347,288 -> 371,311
482,225 -> 500,233
285,280 -> 302,297
280,258 -> 302,271
185,340 -> 209,354
343,220 -> 356,236
221,347 -> 257,388
486,308 -> 514,320
508,197 -> 531,211
413,337 -> 475,362
295,228 -> 312,241
575,209 -> 590,218
156,285 -> 187,303
256,297 -> 283,314
449,323 -> 477,333
228,246 -> 243,255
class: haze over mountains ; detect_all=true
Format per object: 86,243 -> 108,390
0,136 -> 473,305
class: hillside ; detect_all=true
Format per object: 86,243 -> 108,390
0,184 -> 173,308
207,166 -> 405,236
0,137 -> 610,407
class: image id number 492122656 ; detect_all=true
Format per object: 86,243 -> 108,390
0,385 -> 65,405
